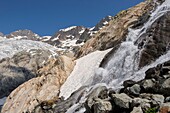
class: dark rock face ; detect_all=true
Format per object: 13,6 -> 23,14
0,49 -> 54,99
52,26 -> 85,41
138,11 -> 170,67
6,30 -> 40,40
76,28 -> 91,44
92,16 -> 112,31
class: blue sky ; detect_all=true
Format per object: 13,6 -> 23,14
0,0 -> 143,36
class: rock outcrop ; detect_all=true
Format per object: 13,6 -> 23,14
32,59 -> 170,113
76,0 -> 156,58
1,56 -> 75,113
6,30 -> 41,40
0,49 -> 56,99
137,11 -> 170,67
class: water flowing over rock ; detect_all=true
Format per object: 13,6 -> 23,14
76,0 -> 156,58
2,0 -> 170,113
36,0 -> 170,112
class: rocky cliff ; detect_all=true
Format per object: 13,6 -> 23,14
1,56 -> 75,113
75,0 -> 158,58
1,0 -> 170,113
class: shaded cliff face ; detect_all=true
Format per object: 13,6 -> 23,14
0,49 -> 56,99
1,56 -> 75,113
75,0 -> 157,58
137,11 -> 170,67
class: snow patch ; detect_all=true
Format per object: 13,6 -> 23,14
60,26 -> 77,32
42,36 -> 51,41
52,34 -> 60,41
103,21 -> 109,25
79,29 -> 85,34
59,48 -> 112,99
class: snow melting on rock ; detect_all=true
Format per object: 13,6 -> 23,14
41,36 -> 52,41
59,48 -> 112,99
60,26 -> 77,32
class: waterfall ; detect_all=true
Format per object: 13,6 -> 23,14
60,0 -> 170,112
92,0 -> 170,90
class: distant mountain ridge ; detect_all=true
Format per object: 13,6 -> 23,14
0,15 -> 113,57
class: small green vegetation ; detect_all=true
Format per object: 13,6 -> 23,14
145,107 -> 157,113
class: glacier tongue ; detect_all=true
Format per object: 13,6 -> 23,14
0,39 -> 57,60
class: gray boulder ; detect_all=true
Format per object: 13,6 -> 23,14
131,107 -> 143,113
111,93 -> 132,109
93,98 -> 112,113
161,78 -> 170,95
129,84 -> 141,96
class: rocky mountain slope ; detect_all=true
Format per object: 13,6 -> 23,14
75,0 -> 157,58
1,0 -> 170,113
0,8 -> 113,112
0,16 -> 112,57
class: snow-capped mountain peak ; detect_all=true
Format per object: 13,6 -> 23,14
59,26 -> 77,32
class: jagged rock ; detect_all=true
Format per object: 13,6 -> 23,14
6,29 -> 40,40
86,86 -> 108,108
111,93 -> 132,109
131,98 -> 151,108
142,79 -> 156,91
76,0 -> 155,58
159,103 -> 170,113
140,94 -> 164,107
93,98 -> 112,113
161,78 -> 170,95
131,107 -> 143,113
93,16 -> 113,31
36,86 -> 87,113
151,94 -> 165,106
128,84 -> 141,96
165,97 -> 170,103
123,80 -> 137,88
1,56 -> 75,113
145,65 -> 162,80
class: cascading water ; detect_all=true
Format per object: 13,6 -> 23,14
60,0 -> 170,112
92,0 -> 170,90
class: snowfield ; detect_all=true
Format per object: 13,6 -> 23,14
59,48 -> 112,99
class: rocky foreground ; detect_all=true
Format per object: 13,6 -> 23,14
1,0 -> 170,113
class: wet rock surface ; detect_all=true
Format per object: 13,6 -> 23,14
138,11 -> 170,67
